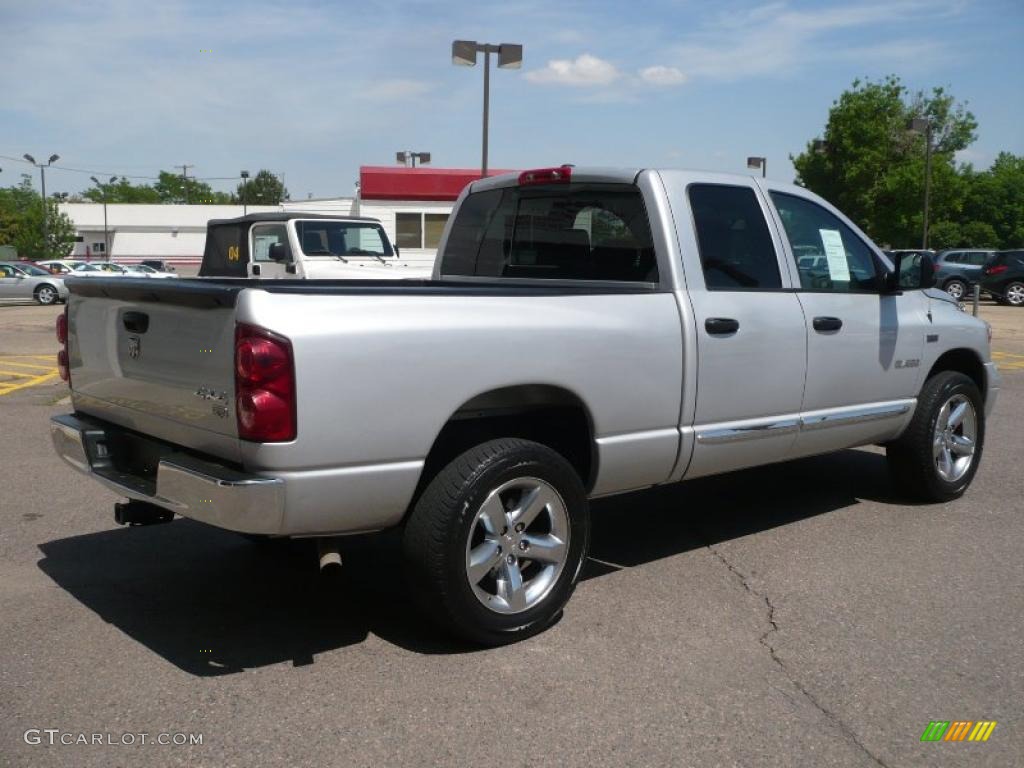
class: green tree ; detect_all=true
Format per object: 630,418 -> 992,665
237,169 -> 288,204
961,152 -> 1024,248
10,197 -> 77,260
792,76 -> 977,247
83,177 -> 161,204
153,171 -> 227,204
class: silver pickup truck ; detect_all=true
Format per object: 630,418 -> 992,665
51,166 -> 999,644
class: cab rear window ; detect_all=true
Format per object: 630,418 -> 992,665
441,183 -> 657,282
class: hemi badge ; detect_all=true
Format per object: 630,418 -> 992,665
927,334 -> 939,343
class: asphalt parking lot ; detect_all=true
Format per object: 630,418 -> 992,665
1,298 -> 1022,767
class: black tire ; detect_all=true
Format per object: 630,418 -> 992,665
403,438 -> 589,645
1004,281 -> 1024,307
943,279 -> 967,300
887,371 -> 985,502
34,284 -> 59,305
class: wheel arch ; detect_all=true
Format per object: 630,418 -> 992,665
411,384 -> 598,513
927,348 -> 987,403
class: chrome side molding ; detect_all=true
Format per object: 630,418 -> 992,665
695,401 -> 913,445
696,419 -> 799,445
799,402 -> 911,431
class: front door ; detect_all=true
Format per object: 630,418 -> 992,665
667,179 -> 808,479
249,223 -> 292,279
766,189 -> 926,457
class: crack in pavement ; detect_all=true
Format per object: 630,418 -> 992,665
705,543 -> 891,768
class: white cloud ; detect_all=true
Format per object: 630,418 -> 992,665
639,65 -> 687,86
525,54 -> 620,87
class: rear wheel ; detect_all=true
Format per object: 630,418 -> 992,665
403,438 -> 589,645
887,371 -> 984,502
944,279 -> 967,300
35,285 -> 58,305
1004,281 -> 1024,307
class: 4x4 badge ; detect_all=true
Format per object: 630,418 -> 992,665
127,335 -> 141,359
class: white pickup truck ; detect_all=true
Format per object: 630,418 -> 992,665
51,166 -> 999,644
198,212 -> 432,279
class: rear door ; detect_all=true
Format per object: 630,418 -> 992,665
663,177 -> 808,479
766,188 -> 925,456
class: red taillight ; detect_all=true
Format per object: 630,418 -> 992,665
57,307 -> 70,384
932,263 -> 941,271
518,165 -> 573,186
985,264 -> 1007,275
234,324 -> 295,442
56,313 -> 67,345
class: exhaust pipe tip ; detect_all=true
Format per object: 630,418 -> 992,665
317,537 -> 343,572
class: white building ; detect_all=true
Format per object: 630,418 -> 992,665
58,166 -> 509,271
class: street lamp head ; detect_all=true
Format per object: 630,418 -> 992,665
240,170 -> 250,179
48,154 -> 60,164
908,117 -> 930,134
747,156 -> 765,170
90,176 -> 100,185
396,151 -> 408,165
109,176 -> 118,184
416,152 -> 431,165
23,153 -> 36,164
497,44 -> 523,69
452,40 -> 478,66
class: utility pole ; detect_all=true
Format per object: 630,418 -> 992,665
177,164 -> 194,204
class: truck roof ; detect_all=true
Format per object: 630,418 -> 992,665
206,212 -> 382,227
468,166 -> 783,195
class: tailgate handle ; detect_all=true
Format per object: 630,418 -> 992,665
122,312 -> 149,334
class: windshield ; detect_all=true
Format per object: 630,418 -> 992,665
74,264 -> 102,272
16,264 -> 52,276
295,220 -> 393,258
133,264 -> 156,273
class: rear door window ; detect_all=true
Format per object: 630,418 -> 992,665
688,184 -> 781,290
441,184 -> 657,282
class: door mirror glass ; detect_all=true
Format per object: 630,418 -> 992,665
888,252 -> 937,291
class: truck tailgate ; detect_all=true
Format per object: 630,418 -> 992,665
66,278 -> 242,461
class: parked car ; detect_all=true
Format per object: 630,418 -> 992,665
38,260 -> 86,275
140,260 -> 176,273
0,261 -> 68,304
980,250 -> 1024,306
932,249 -> 997,300
70,263 -> 147,278
130,264 -> 177,278
50,167 -> 998,645
198,212 -> 432,279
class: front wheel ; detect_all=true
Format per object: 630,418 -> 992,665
403,438 -> 589,645
35,285 -> 59,305
887,371 -> 984,502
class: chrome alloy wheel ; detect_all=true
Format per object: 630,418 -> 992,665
945,281 -> 965,299
464,477 -> 570,615
1006,283 -> 1024,306
933,394 -> 977,483
36,285 -> 58,305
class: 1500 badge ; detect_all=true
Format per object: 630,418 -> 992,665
895,359 -> 920,369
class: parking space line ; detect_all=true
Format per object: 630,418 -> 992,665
0,360 -> 55,371
0,370 -> 59,396
0,369 -> 39,379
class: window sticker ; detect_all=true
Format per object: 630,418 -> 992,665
819,229 -> 850,282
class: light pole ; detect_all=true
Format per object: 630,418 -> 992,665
396,151 -> 431,168
908,117 -> 933,249
24,153 -> 60,258
90,175 -> 119,261
452,40 -> 522,177
240,170 -> 250,215
746,156 -> 767,178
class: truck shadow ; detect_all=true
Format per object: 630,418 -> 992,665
37,448 -> 907,672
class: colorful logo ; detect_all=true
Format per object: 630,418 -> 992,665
921,721 -> 997,742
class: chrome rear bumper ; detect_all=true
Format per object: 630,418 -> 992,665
50,413 -> 284,534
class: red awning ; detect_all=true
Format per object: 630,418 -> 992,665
359,166 -> 514,202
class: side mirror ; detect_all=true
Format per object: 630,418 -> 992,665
268,242 -> 289,262
885,252 -> 936,292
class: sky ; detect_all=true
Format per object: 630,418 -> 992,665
1,0 -> 1022,199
